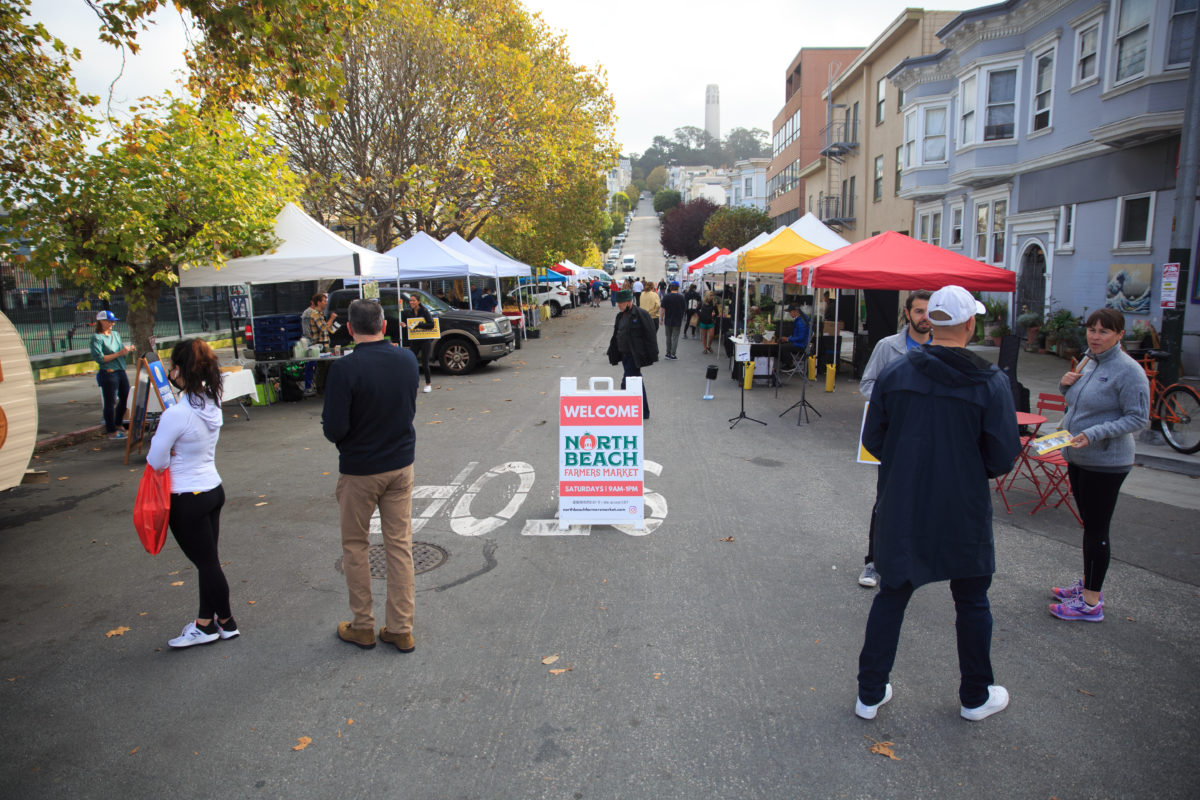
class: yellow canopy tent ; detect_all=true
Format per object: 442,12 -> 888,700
737,228 -> 829,274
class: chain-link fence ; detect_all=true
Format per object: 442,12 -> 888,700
1,261 -> 316,359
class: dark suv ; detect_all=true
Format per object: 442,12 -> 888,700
327,287 -> 515,375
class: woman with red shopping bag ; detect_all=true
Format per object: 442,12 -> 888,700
147,339 -> 238,648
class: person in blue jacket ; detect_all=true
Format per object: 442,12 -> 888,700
855,285 -> 1020,723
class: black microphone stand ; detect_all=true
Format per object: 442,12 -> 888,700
729,346 -> 766,430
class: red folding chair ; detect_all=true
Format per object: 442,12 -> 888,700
1036,393 -> 1067,423
995,412 -> 1046,514
1026,449 -> 1083,525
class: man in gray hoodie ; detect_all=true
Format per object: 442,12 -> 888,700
854,290 -> 932,588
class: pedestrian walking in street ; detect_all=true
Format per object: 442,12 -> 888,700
147,339 -> 237,648
639,282 -> 661,332
322,299 -> 421,652
90,310 -> 133,439
607,289 -> 657,419
660,281 -> 686,359
856,285 -> 1020,722
855,290 -> 933,588
697,291 -> 719,354
402,292 -> 436,393
632,278 -> 644,307
683,285 -> 701,339
1049,308 -> 1149,622
609,279 -> 619,307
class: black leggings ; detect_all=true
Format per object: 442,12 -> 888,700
408,342 -> 432,384
169,485 -> 230,621
1067,464 -> 1128,593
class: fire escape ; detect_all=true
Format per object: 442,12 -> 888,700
818,103 -> 858,231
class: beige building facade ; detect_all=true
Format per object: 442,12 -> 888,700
802,8 -> 959,243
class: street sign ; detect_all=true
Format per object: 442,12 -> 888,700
558,376 -> 644,530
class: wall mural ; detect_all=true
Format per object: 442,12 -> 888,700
1105,262 -> 1151,315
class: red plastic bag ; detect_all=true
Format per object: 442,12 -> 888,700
133,465 -> 171,554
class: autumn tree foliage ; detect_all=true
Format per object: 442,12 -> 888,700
702,206 -> 774,252
660,198 -> 720,261
268,0 -> 617,258
13,101 -> 298,351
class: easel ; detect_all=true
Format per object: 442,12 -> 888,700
124,351 -> 177,465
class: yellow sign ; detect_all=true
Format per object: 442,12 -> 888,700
857,402 -> 880,465
405,317 -> 441,341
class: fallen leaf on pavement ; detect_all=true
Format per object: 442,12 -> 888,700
170,581 -> 184,587
128,747 -> 138,755
106,627 -> 131,638
1078,689 -> 1094,696
255,502 -> 268,507
322,472 -> 329,475
292,737 -> 312,751
719,536 -> 734,542
139,612 -> 147,616
248,600 -> 256,605
548,668 -> 571,676
347,719 -> 354,725
866,736 -> 900,761
57,476 -> 68,481
653,673 -> 662,680
168,571 -> 179,576
541,654 -> 559,665
427,420 -> 442,425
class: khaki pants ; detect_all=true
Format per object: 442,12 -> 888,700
336,465 -> 415,634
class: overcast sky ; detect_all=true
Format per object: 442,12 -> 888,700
31,0 -> 973,156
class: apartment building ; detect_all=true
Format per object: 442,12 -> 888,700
766,47 -> 862,229
802,8 -> 959,243
890,0 -> 1196,348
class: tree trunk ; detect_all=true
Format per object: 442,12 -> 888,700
124,279 -> 165,357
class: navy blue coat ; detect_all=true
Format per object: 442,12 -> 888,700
862,346 -> 1020,588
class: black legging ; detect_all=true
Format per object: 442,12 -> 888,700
169,485 -> 230,621
408,342 -> 432,385
1067,463 -> 1128,593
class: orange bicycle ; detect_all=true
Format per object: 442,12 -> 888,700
1135,350 -> 1200,454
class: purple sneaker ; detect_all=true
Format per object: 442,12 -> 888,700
1050,579 -> 1102,603
1049,595 -> 1104,622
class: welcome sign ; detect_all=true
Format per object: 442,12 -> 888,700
558,376 -> 644,529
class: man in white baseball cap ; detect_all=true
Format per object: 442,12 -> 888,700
854,283 -> 1020,723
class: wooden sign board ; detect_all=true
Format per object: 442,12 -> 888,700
124,352 -> 177,464
0,311 -> 38,492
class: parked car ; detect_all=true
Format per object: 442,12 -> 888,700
507,281 -> 572,317
326,287 -> 515,375
622,255 -> 637,272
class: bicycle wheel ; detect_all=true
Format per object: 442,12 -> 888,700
1158,384 -> 1200,454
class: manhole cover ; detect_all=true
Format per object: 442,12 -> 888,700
335,542 -> 448,578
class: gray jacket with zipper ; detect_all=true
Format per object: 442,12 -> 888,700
1059,345 -> 1149,472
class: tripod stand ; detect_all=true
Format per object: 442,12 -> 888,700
779,324 -> 821,425
729,356 -> 766,429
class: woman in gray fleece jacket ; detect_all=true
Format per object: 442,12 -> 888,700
1049,308 -> 1149,623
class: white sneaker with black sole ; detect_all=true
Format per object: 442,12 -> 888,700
168,621 -> 219,648
216,619 -> 240,640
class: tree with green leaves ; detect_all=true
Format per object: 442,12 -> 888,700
702,206 -> 774,251
623,183 -> 639,208
12,100 -> 298,351
723,127 -> 770,162
610,191 -> 631,216
653,189 -> 681,214
646,165 -> 667,193
610,213 -> 625,236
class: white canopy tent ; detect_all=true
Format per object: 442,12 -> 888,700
179,203 -> 400,288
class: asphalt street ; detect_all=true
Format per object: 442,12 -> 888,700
2,200 -> 1199,799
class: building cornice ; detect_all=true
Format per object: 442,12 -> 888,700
1090,111 -> 1185,149
824,8 -> 924,98
940,0 -> 1074,53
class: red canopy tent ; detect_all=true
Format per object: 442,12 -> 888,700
686,247 -> 730,274
784,230 -> 1015,291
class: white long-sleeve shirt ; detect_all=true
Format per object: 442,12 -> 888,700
147,393 -> 223,492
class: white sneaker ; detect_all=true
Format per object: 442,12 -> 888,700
961,685 -> 1009,721
423,384 -> 432,393
168,621 -> 219,648
855,683 -> 892,720
858,562 -> 879,588
216,619 -> 240,640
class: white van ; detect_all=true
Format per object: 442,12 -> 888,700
621,255 -> 637,272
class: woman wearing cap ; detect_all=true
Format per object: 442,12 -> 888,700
148,338 -> 238,648
1049,308 -> 1149,622
90,311 -> 134,440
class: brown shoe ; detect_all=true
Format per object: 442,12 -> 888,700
337,621 -> 376,649
378,626 -> 415,653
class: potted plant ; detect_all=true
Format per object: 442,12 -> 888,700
1016,310 -> 1041,352
1126,320 -> 1153,350
981,298 -> 1008,344
1043,307 -> 1077,356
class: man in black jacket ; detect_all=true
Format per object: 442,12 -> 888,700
607,289 -> 658,419
322,299 -> 421,653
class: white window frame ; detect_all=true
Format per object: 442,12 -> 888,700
959,75 -> 976,147
1073,18 -> 1103,88
1030,45 -> 1056,133
922,105 -> 949,163
972,190 -> 1010,265
1167,0 -> 1198,68
903,110 -> 917,167
1058,204 -> 1076,252
949,204 -> 964,248
873,155 -> 884,201
983,66 -> 1019,141
917,206 -> 943,246
1113,191 -> 1155,250
876,77 -> 887,124
1110,0 -> 1153,86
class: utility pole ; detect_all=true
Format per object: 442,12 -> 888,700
1160,10 -> 1200,384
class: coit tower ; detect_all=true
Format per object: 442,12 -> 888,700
705,84 -> 720,141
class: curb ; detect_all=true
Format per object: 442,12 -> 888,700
1135,449 -> 1200,477
34,426 -> 107,454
